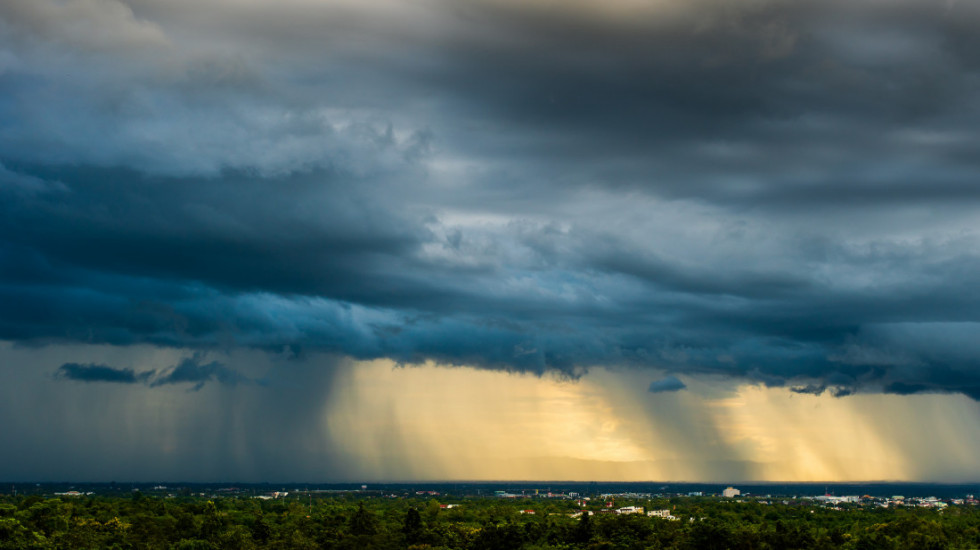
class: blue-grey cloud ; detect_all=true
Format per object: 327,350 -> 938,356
648,376 -> 687,394
789,384 -> 852,398
883,382 -> 930,396
55,363 -> 152,384
54,356 -> 248,391
150,356 -> 248,391
2,0 -> 980,402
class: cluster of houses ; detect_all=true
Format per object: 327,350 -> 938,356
795,493 -> 976,510
496,490 -> 583,499
567,506 -> 678,520
873,495 -> 964,509
254,491 -> 289,500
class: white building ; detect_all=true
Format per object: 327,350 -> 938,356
815,495 -> 858,505
648,509 -> 677,520
722,487 -> 741,498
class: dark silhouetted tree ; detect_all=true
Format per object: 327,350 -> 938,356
575,511 -> 593,544
350,502 -> 377,536
403,507 -> 424,544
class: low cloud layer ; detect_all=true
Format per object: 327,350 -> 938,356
56,363 -> 152,384
648,376 -> 687,393
55,356 -> 248,391
149,356 -> 249,390
1,0 -> 980,402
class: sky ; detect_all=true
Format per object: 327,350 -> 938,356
1,0 -> 980,482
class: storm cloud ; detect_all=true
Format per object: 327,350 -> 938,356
2,0 -> 980,402
150,356 -> 249,390
648,376 -> 687,394
56,362 -> 151,384
54,356 -> 250,390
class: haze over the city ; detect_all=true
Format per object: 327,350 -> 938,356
1,0 -> 980,482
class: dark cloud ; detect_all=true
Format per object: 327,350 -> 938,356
54,356 -> 248,391
883,382 -> 930,396
1,0 -> 980,400
789,384 -> 852,398
789,384 -> 825,396
55,363 -> 152,384
150,355 -> 248,391
879,368 -> 980,401
648,376 -> 687,394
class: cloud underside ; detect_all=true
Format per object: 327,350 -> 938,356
55,356 -> 247,391
649,376 -> 687,393
56,362 -> 151,385
2,0 -> 980,400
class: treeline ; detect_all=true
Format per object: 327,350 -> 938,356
2,492 -> 979,549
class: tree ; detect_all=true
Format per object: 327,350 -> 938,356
402,507 -> 424,544
425,499 -> 442,522
250,513 -> 271,545
350,502 -> 377,536
575,511 -> 593,544
200,501 -> 224,542
688,518 -> 735,550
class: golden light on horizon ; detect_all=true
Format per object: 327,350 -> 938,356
324,360 -> 980,482
325,360 -> 655,480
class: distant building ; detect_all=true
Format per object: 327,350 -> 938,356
723,487 -> 741,498
815,495 -> 858,505
648,509 -> 677,520
617,506 -> 644,515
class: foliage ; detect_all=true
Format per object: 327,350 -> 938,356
0,493 -> 978,549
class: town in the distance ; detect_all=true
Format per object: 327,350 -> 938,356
5,481 -> 980,548
23,481 -> 980,512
